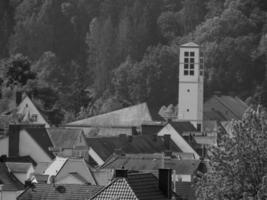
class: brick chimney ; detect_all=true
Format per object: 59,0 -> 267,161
8,124 -> 21,157
158,168 -> 172,199
115,169 -> 128,178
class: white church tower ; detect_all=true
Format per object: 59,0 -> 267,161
178,42 -> 204,131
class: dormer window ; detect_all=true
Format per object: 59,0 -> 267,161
184,51 -> 195,76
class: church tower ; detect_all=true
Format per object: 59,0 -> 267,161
178,42 -> 204,131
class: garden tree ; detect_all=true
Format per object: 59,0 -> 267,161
0,53 -> 36,88
195,108 -> 267,199
24,80 -> 64,126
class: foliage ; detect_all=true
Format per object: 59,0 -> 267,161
0,0 -> 266,117
0,53 -> 35,88
195,108 -> 267,199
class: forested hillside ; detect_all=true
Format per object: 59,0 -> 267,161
0,0 -> 266,125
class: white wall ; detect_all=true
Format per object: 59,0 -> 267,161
0,137 -> 8,156
56,175 -> 85,185
19,130 -> 52,163
12,165 -> 34,184
158,124 -> 200,159
175,174 -> 192,182
18,96 -> 50,128
0,191 -> 22,200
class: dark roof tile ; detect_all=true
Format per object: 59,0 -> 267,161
92,172 -> 170,200
86,135 -> 181,161
17,184 -> 103,200
25,127 -> 55,159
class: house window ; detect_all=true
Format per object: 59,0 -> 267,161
184,51 -> 195,76
31,114 -> 38,122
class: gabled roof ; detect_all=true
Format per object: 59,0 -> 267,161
86,135 -> 181,161
68,103 -> 163,127
47,128 -> 84,149
17,183 -> 103,200
0,162 -> 24,191
44,157 -> 97,185
91,172 -> 170,200
181,42 -> 199,47
204,95 -> 248,121
102,154 -> 200,175
24,127 -> 55,159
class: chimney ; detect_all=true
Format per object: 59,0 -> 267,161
16,91 -> 22,106
0,155 -> 7,162
163,135 -> 171,150
115,169 -> 128,178
158,168 -> 172,199
8,124 -> 21,157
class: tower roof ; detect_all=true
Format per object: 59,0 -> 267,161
180,42 -> 199,48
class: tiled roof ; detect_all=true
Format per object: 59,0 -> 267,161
169,121 -> 196,133
175,182 -> 195,200
0,162 -> 24,191
102,154 -> 200,175
17,183 -> 103,200
25,127 -> 55,159
141,122 -> 165,135
86,135 -> 181,161
68,103 -> 163,127
204,95 -> 248,121
92,172 -> 170,200
6,162 -> 32,173
47,128 -> 83,149
83,126 -> 133,137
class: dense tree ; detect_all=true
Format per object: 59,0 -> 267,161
195,108 -> 267,199
0,0 -> 266,117
112,45 -> 178,107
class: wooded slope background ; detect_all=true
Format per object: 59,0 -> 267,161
0,0 -> 266,124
